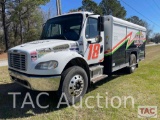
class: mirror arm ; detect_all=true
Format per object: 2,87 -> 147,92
87,41 -> 92,44
87,41 -> 98,44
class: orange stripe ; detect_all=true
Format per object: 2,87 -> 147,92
99,58 -> 104,62
104,49 -> 112,54
104,32 -> 132,54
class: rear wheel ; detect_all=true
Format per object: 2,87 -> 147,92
58,66 -> 88,104
128,54 -> 137,74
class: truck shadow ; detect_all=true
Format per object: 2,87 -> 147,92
0,83 -> 61,119
0,68 -> 128,119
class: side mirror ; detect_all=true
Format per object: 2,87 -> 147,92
87,36 -> 102,44
95,35 -> 102,43
98,16 -> 104,32
41,23 -> 46,39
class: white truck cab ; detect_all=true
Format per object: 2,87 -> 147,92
8,12 -> 146,104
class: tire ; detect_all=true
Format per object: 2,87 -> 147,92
128,54 -> 137,74
58,66 -> 88,105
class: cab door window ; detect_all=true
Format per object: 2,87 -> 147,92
85,18 -> 99,39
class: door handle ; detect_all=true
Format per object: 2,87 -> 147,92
100,45 -> 103,53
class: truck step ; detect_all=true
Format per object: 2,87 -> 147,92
89,65 -> 104,71
91,74 -> 108,84
90,65 -> 104,79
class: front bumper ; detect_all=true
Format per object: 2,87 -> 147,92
9,70 -> 61,91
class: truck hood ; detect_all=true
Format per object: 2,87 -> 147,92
9,39 -> 79,53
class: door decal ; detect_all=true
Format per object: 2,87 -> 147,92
88,44 -> 100,60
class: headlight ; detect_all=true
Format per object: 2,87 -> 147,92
35,60 -> 58,70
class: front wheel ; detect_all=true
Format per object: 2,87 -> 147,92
58,66 -> 88,104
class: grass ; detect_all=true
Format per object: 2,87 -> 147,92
0,45 -> 160,120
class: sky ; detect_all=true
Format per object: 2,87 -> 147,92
41,0 -> 160,34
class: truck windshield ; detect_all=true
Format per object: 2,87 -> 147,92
41,14 -> 83,41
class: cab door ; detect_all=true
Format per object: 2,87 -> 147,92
83,16 -> 104,65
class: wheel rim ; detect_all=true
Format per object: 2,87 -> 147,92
131,57 -> 136,71
68,74 -> 84,97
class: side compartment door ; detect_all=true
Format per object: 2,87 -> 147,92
83,16 -> 104,65
112,24 -> 127,66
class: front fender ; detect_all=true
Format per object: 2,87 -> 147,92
28,51 -> 85,75
51,51 -> 85,74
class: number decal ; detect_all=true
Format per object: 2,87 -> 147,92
88,44 -> 100,60
88,44 -> 93,60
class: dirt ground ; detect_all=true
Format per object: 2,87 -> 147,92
0,53 -> 7,60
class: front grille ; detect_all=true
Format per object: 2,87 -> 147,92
9,52 -> 27,71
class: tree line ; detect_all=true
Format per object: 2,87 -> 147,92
0,0 -> 50,52
0,0 -> 157,52
151,33 -> 160,43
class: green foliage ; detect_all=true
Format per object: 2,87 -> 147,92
99,0 -> 126,18
23,9 -> 44,42
0,0 -> 50,50
151,33 -> 160,43
126,16 -> 146,26
78,0 -> 126,18
79,0 -> 102,15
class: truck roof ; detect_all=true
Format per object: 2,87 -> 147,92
64,11 -> 93,15
104,15 -> 147,31
47,11 -> 93,21
54,11 -> 93,17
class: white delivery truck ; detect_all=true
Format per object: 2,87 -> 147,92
8,12 -> 146,104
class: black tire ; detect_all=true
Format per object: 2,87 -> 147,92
128,54 -> 137,74
58,66 -> 88,105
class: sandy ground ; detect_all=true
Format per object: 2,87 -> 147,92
0,53 -> 7,60
0,60 -> 8,67
0,53 -> 8,67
